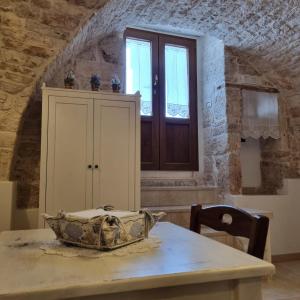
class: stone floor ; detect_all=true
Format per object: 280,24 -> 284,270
263,260 -> 300,300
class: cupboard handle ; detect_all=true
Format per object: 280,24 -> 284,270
88,165 -> 92,169
95,165 -> 99,169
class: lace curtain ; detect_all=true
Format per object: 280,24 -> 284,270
165,45 -> 189,118
126,38 -> 152,116
242,90 -> 280,139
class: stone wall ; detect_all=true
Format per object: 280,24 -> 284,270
285,90 -> 300,176
198,36 -> 229,194
0,0 -> 109,208
49,32 -> 124,92
225,86 -> 242,194
47,30 -> 300,197
43,0 -> 300,200
52,34 -> 230,195
2,0 -> 300,209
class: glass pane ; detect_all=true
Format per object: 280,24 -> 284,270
126,38 -> 152,116
165,45 -> 189,119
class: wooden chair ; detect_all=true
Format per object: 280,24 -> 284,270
190,204 -> 269,259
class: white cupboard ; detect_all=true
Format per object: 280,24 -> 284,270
39,86 -> 140,226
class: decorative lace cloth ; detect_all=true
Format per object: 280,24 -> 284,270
41,237 -> 161,258
7,237 -> 161,259
242,90 -> 280,139
141,101 -> 152,116
166,103 -> 189,118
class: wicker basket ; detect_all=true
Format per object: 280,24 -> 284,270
43,208 -> 165,250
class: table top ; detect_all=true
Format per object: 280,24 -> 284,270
0,222 -> 274,300
147,205 -> 274,218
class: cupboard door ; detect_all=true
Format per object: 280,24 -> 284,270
93,100 -> 136,210
46,96 -> 93,214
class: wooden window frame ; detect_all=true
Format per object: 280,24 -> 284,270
124,28 -> 198,171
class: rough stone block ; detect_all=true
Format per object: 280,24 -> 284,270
0,109 -> 21,132
0,80 -> 25,94
5,72 -> 34,85
14,3 -> 39,19
66,0 -> 108,9
41,11 -> 81,31
0,12 -> 26,27
32,0 -> 52,9
0,131 -> 17,148
23,46 -> 51,58
0,92 -> 12,111
204,134 -> 228,156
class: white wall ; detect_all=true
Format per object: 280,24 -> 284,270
240,138 -> 261,187
0,181 -> 38,231
0,181 -> 15,231
225,179 -> 300,255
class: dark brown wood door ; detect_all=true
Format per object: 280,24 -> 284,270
124,28 -> 159,170
158,35 -> 198,170
124,29 -> 198,171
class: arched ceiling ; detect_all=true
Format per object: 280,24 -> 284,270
62,0 -> 300,85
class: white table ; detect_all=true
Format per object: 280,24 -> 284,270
0,222 -> 274,300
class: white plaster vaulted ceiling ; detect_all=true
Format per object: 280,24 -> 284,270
73,0 -> 300,83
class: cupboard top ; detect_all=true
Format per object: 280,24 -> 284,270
42,85 -> 140,103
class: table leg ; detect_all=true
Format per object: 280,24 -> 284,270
234,277 -> 263,300
75,278 -> 263,300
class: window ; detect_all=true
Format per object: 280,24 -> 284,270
126,39 -> 152,116
125,28 -> 198,171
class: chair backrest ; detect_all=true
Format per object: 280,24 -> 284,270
190,204 -> 269,259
